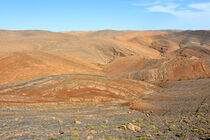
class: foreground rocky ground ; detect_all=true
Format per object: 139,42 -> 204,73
0,78 -> 209,140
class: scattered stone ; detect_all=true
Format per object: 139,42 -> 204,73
22,93 -> 27,96
58,120 -> 63,124
15,118 -> 19,121
146,133 -> 152,137
150,125 -> 156,130
75,120 -> 81,125
183,119 -> 190,123
127,123 -> 141,132
90,130 -> 97,135
119,125 -> 127,130
87,135 -> 93,140
103,120 -> 108,123
59,129 -> 64,134
146,113 -> 150,117
156,131 -> 163,136
168,125 -> 177,131
2,123 -> 7,127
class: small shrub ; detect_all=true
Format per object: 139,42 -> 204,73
86,124 -> 94,129
150,125 -> 156,130
176,133 -> 187,137
136,118 -> 143,123
191,128 -> 198,132
100,125 -> 108,129
102,130 -> 107,133
168,125 -> 177,131
178,78 -> 182,81
121,122 -> 129,128
107,136 -> 117,140
183,119 -> 190,123
205,136 -> 210,139
49,137 -> 57,140
200,128 -> 205,133
140,136 -> 148,140
73,127 -> 78,130
72,133 -> 79,137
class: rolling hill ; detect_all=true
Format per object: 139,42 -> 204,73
0,29 -> 209,104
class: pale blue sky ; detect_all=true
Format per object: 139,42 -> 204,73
0,0 -> 210,31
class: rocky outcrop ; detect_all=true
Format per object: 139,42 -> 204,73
105,57 -> 210,83
128,58 -> 210,82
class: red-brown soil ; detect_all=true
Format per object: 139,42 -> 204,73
0,74 -> 158,107
104,56 -> 210,82
0,30 -> 209,139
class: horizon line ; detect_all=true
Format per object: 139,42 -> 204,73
1,28 -> 210,33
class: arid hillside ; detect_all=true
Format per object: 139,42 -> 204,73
0,29 -> 209,90
103,56 -> 210,83
0,74 -> 158,108
0,30 -> 210,84
0,30 -> 210,140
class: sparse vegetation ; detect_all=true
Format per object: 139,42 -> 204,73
72,133 -> 79,137
49,137 -> 57,140
100,125 -> 108,129
176,133 -> 187,137
140,136 -> 148,140
73,127 -> 78,130
191,128 -> 199,132
199,128 -> 205,133
178,78 -> 182,81
168,125 -> 177,131
86,124 -> 94,129
0,29 -> 209,140
136,118 -> 143,123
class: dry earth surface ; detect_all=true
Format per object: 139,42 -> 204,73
0,30 -> 209,140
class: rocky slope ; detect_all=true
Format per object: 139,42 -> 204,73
104,57 -> 210,83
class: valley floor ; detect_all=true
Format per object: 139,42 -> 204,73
0,78 -> 209,140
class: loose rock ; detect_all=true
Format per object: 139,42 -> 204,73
127,123 -> 141,132
90,130 -> 97,135
103,120 -> 108,123
74,120 -> 81,125
119,125 -> 127,130
2,123 -> 7,127
87,135 -> 93,140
